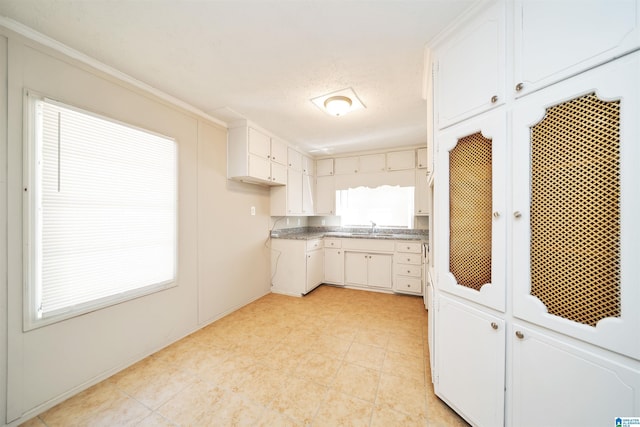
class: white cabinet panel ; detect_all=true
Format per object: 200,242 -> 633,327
367,254 -> 393,289
302,173 -> 314,215
415,169 -> 430,216
306,249 -> 324,293
302,156 -> 315,175
288,148 -> 302,171
248,127 -> 271,158
334,156 -> 359,175
248,154 -> 270,182
514,0 -> 640,97
436,110 -> 507,312
271,162 -> 287,185
270,138 -> 288,165
511,53 -> 640,359
386,150 -> 415,171
324,248 -> 344,285
417,148 -> 428,169
315,176 -> 335,215
316,158 -> 334,176
435,1 -> 505,129
359,153 -> 386,173
286,169 -> 303,215
511,325 -> 640,427
435,295 -> 505,427
345,252 -> 368,286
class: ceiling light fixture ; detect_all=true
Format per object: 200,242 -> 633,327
324,96 -> 352,116
311,87 -> 365,117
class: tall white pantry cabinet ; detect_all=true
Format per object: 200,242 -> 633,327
430,1 -> 640,426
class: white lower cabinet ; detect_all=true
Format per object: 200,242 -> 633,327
435,295 -> 505,427
511,325 -> 640,427
324,247 -> 344,285
344,252 -> 392,289
305,248 -> 324,293
270,238 -> 323,296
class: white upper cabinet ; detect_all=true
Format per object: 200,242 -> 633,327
511,53 -> 640,360
513,0 -> 640,98
302,155 -> 315,175
334,156 -> 359,175
270,137 -> 288,166
288,148 -> 303,171
316,158 -> 334,176
386,150 -> 415,171
417,147 -> 428,169
248,127 -> 270,159
434,0 -> 505,129
359,153 -> 386,173
315,176 -> 335,215
228,123 -> 287,186
436,110 -> 507,312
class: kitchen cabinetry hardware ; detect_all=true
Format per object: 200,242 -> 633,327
491,322 -> 498,330
513,211 -> 522,218
515,82 -> 524,91
515,330 -> 524,339
491,95 -> 498,103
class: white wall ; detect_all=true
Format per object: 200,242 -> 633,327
1,27 -> 271,426
0,33 -> 9,427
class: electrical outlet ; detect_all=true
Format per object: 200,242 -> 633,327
321,219 -> 325,226
286,218 -> 290,225
297,218 -> 301,226
250,206 -> 256,216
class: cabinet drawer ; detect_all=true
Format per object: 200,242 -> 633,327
395,277 -> 422,293
396,253 -> 422,265
306,239 -> 323,251
396,265 -> 422,278
324,238 -> 342,248
395,241 -> 422,253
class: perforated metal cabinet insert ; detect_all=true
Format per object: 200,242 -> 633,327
529,92 -> 621,327
449,132 -> 493,291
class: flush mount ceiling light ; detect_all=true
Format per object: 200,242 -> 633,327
311,87 -> 365,117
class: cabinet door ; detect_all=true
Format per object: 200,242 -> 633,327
324,248 -> 344,285
417,148 -> 428,169
386,150 -> 415,171
344,252 -> 368,286
248,154 -> 271,182
359,153 -> 386,173
270,137 -> 288,165
436,110 -> 507,312
511,53 -> 640,359
288,148 -> 302,171
513,0 -> 640,98
306,250 -> 324,293
367,254 -> 393,289
315,176 -> 335,215
286,169 -> 303,215
435,295 -> 505,427
271,162 -> 287,185
415,169 -> 429,215
334,156 -> 359,175
302,156 -> 315,175
302,173 -> 314,215
511,324 -> 640,427
435,1 -> 505,129
316,158 -> 334,176
248,127 -> 271,159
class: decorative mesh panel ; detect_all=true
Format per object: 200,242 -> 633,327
530,92 -> 621,327
449,132 -> 492,291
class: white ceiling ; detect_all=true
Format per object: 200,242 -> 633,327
0,0 -> 473,156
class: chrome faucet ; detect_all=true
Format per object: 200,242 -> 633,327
370,220 -> 377,233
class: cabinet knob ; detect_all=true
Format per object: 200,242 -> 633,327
407,270 -> 411,273
330,172 -> 333,175
515,330 -> 525,339
407,258 -> 411,262
515,82 -> 524,92
338,251 -> 341,254
491,322 -> 498,330
267,155 -> 271,159
514,211 -> 522,218
354,170 -> 358,173
418,209 -> 422,213
493,211 -> 500,218
491,95 -> 498,103
272,156 -> 276,160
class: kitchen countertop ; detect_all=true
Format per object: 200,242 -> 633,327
270,227 -> 428,242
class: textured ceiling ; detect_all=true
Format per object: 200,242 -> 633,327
0,0 -> 473,155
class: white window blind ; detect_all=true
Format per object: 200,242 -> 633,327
25,94 -> 177,329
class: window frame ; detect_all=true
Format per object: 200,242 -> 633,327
22,90 -> 179,331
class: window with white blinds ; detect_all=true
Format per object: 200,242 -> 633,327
24,93 -> 177,329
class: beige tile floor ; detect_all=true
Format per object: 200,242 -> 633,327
20,285 -> 469,427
